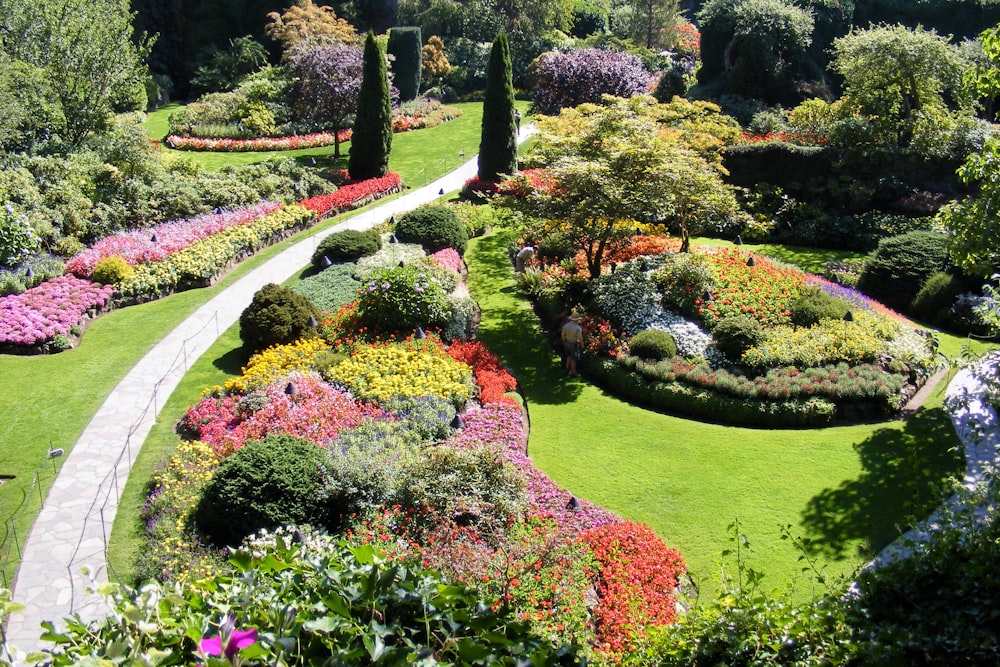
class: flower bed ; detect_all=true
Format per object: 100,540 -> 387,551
115,205 -> 314,303
164,130 -> 352,152
0,275 -> 114,352
65,202 -> 282,278
299,172 -> 403,220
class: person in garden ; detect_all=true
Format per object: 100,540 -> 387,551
561,311 -> 584,376
514,243 -> 535,272
514,108 -> 522,135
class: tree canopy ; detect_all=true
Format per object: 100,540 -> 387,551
287,43 -> 364,156
265,0 -> 359,53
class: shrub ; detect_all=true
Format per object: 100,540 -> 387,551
910,271 -> 963,325
399,444 -> 528,529
530,48 -> 651,115
628,328 -> 677,361
712,315 -> 765,360
91,255 -> 135,286
355,264 -> 452,332
239,283 -> 320,352
652,253 -> 714,317
193,434 -> 331,547
789,286 -> 850,327
291,263 -> 362,313
856,231 -> 952,311
312,229 -> 382,266
394,203 -> 469,255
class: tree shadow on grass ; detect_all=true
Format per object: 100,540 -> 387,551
469,232 -> 584,406
799,406 -> 964,561
212,346 -> 248,375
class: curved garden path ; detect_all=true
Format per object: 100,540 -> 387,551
5,133 -> 536,652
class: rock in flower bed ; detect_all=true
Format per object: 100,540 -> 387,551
164,130 -> 352,152
0,275 -> 114,353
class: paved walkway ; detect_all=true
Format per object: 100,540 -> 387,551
4,146 -> 515,652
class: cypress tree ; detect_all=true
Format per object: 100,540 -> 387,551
387,26 -> 422,102
349,31 -> 393,180
477,30 -> 517,183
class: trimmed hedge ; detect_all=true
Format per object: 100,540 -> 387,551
394,204 -> 469,255
856,230 -> 953,312
312,228 -> 382,267
584,358 -> 838,429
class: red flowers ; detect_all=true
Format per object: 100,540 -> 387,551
300,172 -> 403,220
446,340 -> 518,405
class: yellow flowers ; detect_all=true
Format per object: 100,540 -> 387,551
329,342 -> 474,407
224,338 -> 331,394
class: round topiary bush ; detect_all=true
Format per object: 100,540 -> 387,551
92,256 -> 135,286
712,315 -> 765,361
628,328 -> 678,360
789,287 -> 850,328
856,231 -> 953,312
311,229 -> 382,267
910,271 -> 964,327
239,282 -> 320,352
193,434 -> 331,547
394,204 -> 468,256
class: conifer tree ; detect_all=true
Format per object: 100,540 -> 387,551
478,31 -> 517,183
348,31 -> 393,180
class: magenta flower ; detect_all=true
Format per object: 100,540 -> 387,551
201,627 -> 257,660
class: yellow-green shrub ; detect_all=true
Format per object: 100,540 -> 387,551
92,255 -> 135,286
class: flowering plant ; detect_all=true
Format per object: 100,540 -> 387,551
299,172 -> 403,219
446,340 -> 518,404
355,264 -> 452,332
0,275 -> 114,348
165,130 -> 351,152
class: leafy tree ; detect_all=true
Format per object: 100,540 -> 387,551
287,43 -> 363,156
610,0 -> 680,50
265,0 -> 359,53
830,24 -> 970,147
387,26 -> 423,101
0,59 -> 65,152
0,0 -> 153,144
478,31 -> 518,183
937,137 -> 1000,278
530,47 -> 651,115
348,32 -> 393,180
190,36 -> 269,95
498,99 -> 741,277
421,35 -> 452,84
697,0 -> 816,102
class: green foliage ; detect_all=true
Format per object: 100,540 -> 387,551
0,206 -> 40,268
239,283 -> 320,353
348,32 -> 393,180
478,31 -> 518,182
395,204 -> 469,255
937,136 -> 1000,278
712,315 -> 766,360
0,59 -> 65,153
609,0 -> 680,50
190,36 -> 268,96
399,445 -> 529,529
788,286 -> 850,327
628,328 -> 678,360
653,252 -> 715,316
355,264 -> 452,332
910,271 -> 965,326
388,27 -> 423,102
313,229 -> 383,266
44,531 -> 580,666
91,256 -> 135,286
293,264 -> 362,313
193,434 -> 332,547
652,60 -> 692,102
856,230 -> 954,311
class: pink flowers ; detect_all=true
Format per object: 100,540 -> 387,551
166,130 -> 352,152
200,614 -> 258,664
300,173 -> 403,219
65,202 -> 281,278
0,275 -> 114,347
179,372 -> 383,458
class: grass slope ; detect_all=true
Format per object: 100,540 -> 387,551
465,230 -> 967,600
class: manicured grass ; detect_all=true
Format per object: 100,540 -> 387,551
144,103 -> 486,187
465,230 -> 968,600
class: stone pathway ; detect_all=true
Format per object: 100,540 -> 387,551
4,142 -> 528,653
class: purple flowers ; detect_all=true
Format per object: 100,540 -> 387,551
65,202 -> 280,278
200,614 -> 258,663
0,275 -> 114,346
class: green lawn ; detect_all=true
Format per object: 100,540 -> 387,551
465,230 -> 975,600
0,108 -> 487,586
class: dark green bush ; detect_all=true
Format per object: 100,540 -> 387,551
628,328 -> 677,361
194,435 -> 331,547
789,286 -> 850,327
239,282 -> 320,352
856,230 -> 953,311
910,271 -> 964,326
387,27 -> 422,102
712,315 -> 766,361
312,229 -> 382,266
394,204 -> 469,256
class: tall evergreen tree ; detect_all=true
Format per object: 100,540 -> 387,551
478,31 -> 518,183
349,31 -> 393,180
